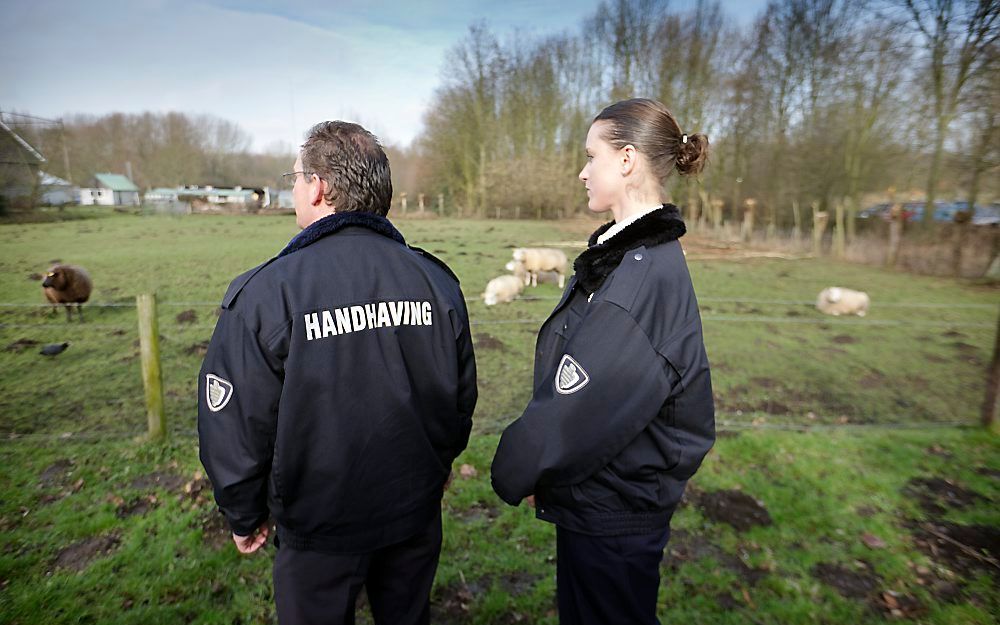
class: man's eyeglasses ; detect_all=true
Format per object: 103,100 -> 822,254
281,171 -> 315,186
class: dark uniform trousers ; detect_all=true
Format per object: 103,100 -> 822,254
556,525 -> 671,625
273,512 -> 443,625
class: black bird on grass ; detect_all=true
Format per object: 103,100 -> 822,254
40,342 -> 70,356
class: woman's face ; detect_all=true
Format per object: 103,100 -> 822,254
578,122 -> 624,214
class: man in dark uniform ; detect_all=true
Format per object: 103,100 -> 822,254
198,121 -> 477,625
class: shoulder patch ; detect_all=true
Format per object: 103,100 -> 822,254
205,374 -> 234,412
409,245 -> 460,284
555,354 -> 590,395
221,258 -> 277,309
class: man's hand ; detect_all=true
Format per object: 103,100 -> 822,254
232,522 -> 269,554
525,495 -> 536,508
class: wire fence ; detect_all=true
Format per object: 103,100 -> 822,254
2,294 -> 996,444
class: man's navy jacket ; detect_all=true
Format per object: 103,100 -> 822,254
491,205 -> 715,536
198,212 -> 477,553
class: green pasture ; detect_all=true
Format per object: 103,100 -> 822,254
0,210 -> 997,624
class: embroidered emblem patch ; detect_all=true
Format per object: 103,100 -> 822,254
555,354 -> 590,395
205,374 -> 234,412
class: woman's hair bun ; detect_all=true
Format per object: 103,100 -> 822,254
675,132 -> 709,177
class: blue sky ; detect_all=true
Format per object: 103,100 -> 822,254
1,0 -> 767,151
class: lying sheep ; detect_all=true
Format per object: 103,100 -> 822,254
483,274 -> 524,306
511,248 -> 568,288
505,260 -> 563,287
42,264 -> 92,322
816,286 -> 869,317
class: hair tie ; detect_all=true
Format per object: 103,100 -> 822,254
681,134 -> 688,144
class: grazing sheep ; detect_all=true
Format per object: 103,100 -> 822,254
816,287 -> 870,317
42,264 -> 92,322
483,274 -> 524,306
511,248 -> 568,288
505,260 -> 563,287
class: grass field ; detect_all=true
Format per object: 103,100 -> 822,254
0,210 -> 997,624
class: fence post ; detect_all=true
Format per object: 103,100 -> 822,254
136,293 -> 166,442
983,306 -> 1000,434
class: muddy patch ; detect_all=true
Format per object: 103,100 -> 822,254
175,309 -> 197,324
5,338 -> 39,353
663,529 -> 769,586
184,340 -> 209,357
950,341 -> 978,353
27,272 -> 43,281
975,466 -> 1000,480
694,490 -> 772,531
902,477 -> 988,515
941,330 -> 964,339
38,459 -> 74,487
452,501 -> 501,524
127,471 -> 185,492
909,521 -> 1000,579
198,509 -> 233,550
922,352 -> 949,364
831,334 -> 858,344
811,561 -> 881,600
430,580 -> 476,624
52,533 -> 121,572
859,370 -> 885,389
474,333 -> 507,352
115,494 -> 159,519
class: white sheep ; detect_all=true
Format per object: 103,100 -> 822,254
505,260 -> 562,287
511,248 -> 568,288
816,287 -> 870,317
483,274 -> 524,306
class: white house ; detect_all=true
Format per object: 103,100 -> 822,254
80,173 -> 140,206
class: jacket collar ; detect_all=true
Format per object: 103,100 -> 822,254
278,211 -> 406,257
573,204 -> 686,293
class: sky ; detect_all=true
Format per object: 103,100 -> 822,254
1,0 -> 767,152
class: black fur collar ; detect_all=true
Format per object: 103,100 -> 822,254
574,204 -> 686,293
278,211 -> 405,257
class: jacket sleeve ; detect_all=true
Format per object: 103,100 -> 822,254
197,308 -> 283,535
490,301 -> 677,505
449,297 -> 477,463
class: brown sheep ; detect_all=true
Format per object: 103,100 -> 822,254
42,264 -> 92,322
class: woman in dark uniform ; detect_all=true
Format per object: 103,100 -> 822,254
491,98 -> 716,625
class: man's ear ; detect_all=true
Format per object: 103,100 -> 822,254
309,175 -> 326,207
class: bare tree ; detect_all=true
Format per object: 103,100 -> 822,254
897,0 -> 1000,224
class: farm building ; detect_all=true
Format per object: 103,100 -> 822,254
80,173 -> 140,206
39,172 -> 79,206
0,120 -> 45,208
177,185 -> 268,213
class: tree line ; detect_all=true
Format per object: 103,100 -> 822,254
7,0 -> 997,227
414,0 -> 999,227
8,111 -> 292,190
10,110 -> 418,200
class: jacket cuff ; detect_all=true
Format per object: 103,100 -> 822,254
226,509 -> 268,536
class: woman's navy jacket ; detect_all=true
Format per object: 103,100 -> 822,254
491,205 -> 715,536
198,212 -> 477,552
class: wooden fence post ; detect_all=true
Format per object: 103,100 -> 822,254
812,204 -> 829,257
833,199 -> 846,259
983,306 -> 1000,434
886,203 -> 903,267
136,293 -> 165,442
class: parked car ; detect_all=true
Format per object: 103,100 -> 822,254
858,203 -> 891,219
972,204 -> 1000,226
